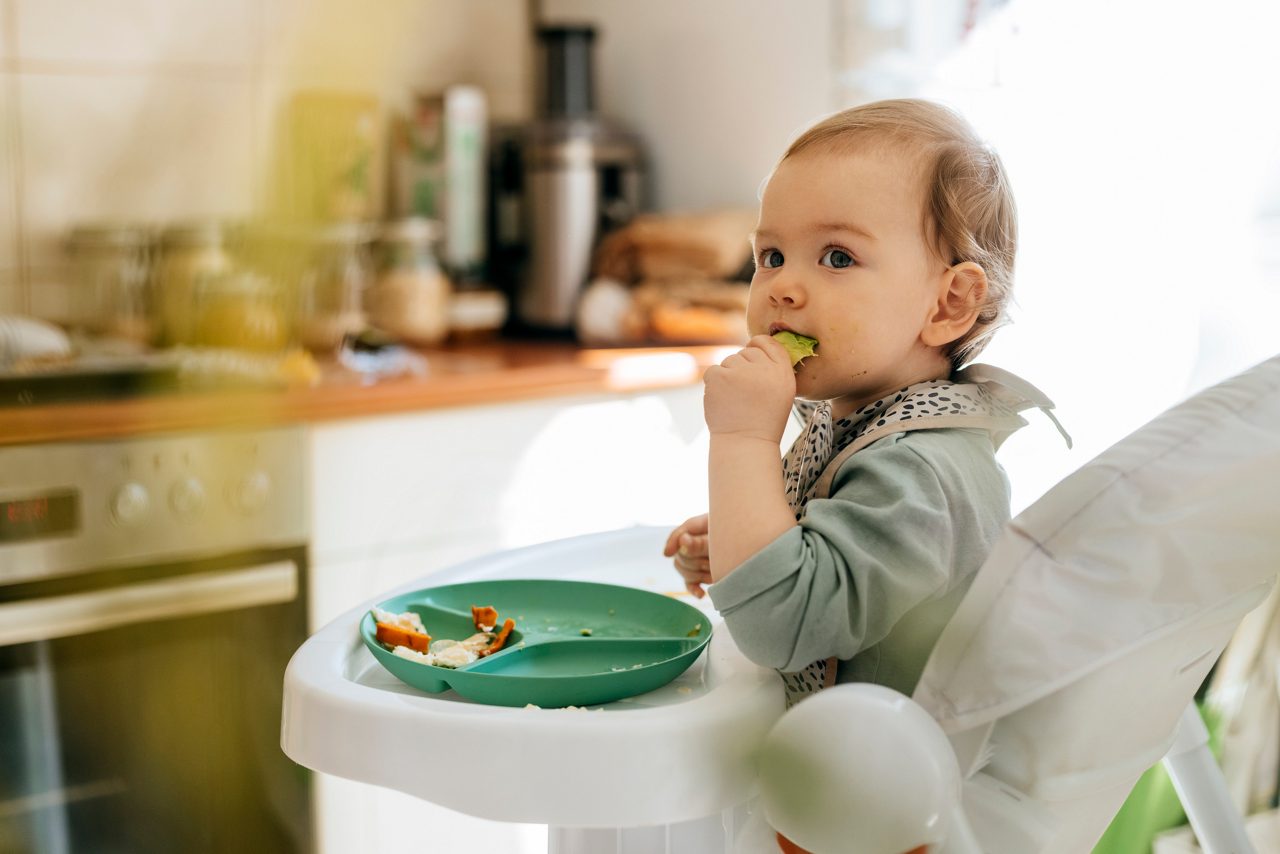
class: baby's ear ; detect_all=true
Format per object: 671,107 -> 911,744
922,262 -> 988,347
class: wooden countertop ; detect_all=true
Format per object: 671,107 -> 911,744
0,342 -> 730,446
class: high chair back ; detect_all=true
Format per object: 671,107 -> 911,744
759,354 -> 1280,854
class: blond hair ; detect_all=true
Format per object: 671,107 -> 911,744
783,99 -> 1016,370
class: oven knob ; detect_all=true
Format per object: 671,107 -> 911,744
231,471 -> 271,515
111,482 -> 150,525
169,477 -> 206,519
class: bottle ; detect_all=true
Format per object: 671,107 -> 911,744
154,222 -> 234,347
193,270 -> 288,353
367,218 -> 452,346
296,222 -> 373,354
67,224 -> 152,344
443,86 -> 487,281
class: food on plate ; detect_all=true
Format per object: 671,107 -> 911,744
471,605 -> 499,631
375,622 -> 432,652
488,618 -> 515,654
772,330 -> 818,367
372,606 -> 433,651
373,605 -> 516,669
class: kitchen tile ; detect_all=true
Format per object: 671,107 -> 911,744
18,71 -> 255,269
539,0 -> 832,211
0,267 -> 19,313
392,0 -> 532,122
258,0 -> 414,74
261,0 -> 426,89
259,0 -> 529,115
1,1 -> 11,62
25,265 -> 72,325
14,0 -> 254,67
0,71 -> 18,291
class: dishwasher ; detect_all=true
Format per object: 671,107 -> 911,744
0,427 -> 311,853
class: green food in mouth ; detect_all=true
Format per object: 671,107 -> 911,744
773,331 -> 819,367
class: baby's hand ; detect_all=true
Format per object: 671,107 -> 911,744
703,335 -> 795,443
663,513 -> 711,599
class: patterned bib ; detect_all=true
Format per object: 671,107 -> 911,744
776,365 -> 1070,707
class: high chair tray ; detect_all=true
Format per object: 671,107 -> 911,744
282,526 -> 785,827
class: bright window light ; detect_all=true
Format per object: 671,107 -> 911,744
908,0 -> 1280,511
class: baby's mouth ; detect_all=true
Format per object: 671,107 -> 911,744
768,321 -> 806,337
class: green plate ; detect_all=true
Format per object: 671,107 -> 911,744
360,579 -> 712,708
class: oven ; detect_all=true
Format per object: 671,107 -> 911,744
0,427 -> 311,853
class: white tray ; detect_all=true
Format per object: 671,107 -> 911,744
281,526 -> 785,828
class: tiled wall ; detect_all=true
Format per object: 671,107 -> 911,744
539,0 -> 839,215
0,0 -> 531,321
1,2 -> 20,314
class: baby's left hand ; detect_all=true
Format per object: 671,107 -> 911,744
703,335 -> 796,443
663,513 -> 711,598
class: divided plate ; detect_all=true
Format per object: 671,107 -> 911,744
360,579 -> 712,707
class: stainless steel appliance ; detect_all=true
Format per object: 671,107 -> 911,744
509,25 -> 645,331
0,427 -> 310,853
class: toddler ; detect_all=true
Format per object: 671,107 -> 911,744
664,98 -> 1069,707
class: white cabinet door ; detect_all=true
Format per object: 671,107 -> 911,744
309,386 -> 708,570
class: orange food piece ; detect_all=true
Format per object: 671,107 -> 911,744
472,605 -> 499,630
480,618 -> 516,657
375,621 -> 431,652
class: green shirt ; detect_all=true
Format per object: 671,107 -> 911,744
707,427 -> 1012,696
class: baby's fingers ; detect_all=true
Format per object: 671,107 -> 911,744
748,334 -> 791,364
663,525 -> 688,556
677,532 -> 709,558
663,514 -> 709,556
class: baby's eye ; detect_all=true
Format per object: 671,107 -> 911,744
820,248 -> 855,269
758,249 -> 784,269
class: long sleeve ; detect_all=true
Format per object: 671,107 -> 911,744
707,428 -> 1011,692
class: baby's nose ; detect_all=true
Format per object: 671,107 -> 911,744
769,280 -> 806,306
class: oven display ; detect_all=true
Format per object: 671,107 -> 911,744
0,490 -> 79,542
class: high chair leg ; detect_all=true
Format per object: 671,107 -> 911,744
1162,703 -> 1255,854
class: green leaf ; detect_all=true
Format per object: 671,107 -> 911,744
773,331 -> 819,367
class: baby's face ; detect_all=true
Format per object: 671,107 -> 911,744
748,146 -> 949,416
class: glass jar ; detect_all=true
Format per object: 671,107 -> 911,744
296,222 -> 374,354
193,271 -> 288,352
154,222 -> 234,347
67,225 -> 153,344
367,218 -> 452,345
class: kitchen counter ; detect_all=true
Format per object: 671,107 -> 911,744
0,342 -> 729,446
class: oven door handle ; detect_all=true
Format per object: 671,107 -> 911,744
0,561 -> 298,647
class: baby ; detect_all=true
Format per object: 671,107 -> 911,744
665,98 -> 1068,706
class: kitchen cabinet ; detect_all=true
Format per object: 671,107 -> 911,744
306,384 -> 710,853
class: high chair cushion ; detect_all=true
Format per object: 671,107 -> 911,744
915,353 -> 1280,734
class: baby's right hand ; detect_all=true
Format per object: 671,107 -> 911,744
702,335 -> 795,443
663,513 -> 711,599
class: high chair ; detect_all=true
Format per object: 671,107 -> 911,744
758,353 -> 1280,854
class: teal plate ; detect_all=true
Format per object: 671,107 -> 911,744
360,579 -> 712,708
